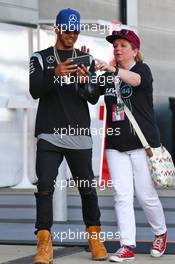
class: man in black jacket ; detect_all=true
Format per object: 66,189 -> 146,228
30,8 -> 108,264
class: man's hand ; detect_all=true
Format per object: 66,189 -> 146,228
76,64 -> 89,83
81,46 -> 90,54
55,59 -> 77,77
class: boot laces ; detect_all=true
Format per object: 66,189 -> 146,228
37,238 -> 50,252
90,238 -> 104,250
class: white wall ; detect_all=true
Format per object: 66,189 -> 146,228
38,0 -> 120,23
0,0 -> 38,24
138,0 -> 175,151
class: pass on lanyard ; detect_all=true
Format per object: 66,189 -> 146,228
112,76 -> 125,122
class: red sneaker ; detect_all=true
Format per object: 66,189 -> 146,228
150,231 -> 167,257
109,245 -> 135,262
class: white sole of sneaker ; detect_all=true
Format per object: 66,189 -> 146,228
109,256 -> 135,262
150,249 -> 166,258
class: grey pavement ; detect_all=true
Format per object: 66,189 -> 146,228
0,245 -> 174,264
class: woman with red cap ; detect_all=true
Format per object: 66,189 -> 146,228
96,29 -> 167,262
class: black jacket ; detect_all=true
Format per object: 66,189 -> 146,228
29,46 -> 99,137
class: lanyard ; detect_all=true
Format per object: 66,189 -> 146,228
113,76 -> 123,105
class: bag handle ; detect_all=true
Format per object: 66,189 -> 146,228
124,105 -> 153,157
113,76 -> 153,157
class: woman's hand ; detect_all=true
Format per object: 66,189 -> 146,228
95,59 -> 141,87
95,59 -> 115,73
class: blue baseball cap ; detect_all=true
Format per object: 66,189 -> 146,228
56,8 -> 81,32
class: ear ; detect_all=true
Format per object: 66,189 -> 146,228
133,48 -> 138,58
54,25 -> 60,35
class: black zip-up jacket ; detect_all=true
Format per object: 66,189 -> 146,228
29,46 -> 99,137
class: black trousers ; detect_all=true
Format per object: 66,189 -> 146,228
35,139 -> 101,231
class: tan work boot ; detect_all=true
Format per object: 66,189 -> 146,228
33,230 -> 53,264
87,226 -> 108,261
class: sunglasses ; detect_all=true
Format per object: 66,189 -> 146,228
64,30 -> 80,35
112,29 -> 130,36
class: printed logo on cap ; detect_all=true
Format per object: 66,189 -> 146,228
69,14 -> 77,22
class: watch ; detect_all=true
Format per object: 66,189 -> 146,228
114,66 -> 119,76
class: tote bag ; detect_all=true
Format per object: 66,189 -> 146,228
124,105 -> 175,189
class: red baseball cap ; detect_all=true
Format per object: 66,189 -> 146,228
106,29 -> 141,49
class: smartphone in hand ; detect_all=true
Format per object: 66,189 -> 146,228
72,55 -> 93,67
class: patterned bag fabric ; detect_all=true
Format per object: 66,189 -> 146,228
147,146 -> 175,189
123,105 -> 175,189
